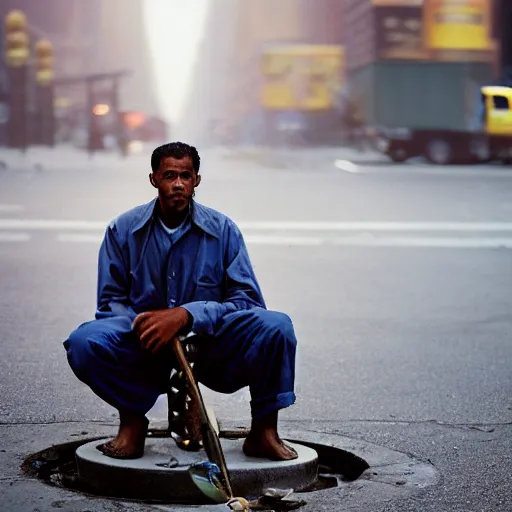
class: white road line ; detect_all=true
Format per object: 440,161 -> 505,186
238,221 -> 512,232
331,237 -> 512,248
57,234 -> 103,243
0,204 -> 24,213
334,159 -> 361,173
0,232 -> 31,242
249,236 -> 512,248
57,234 -> 325,246
54,233 -> 512,248
2,219 -> 512,232
0,219 -> 105,230
245,235 -> 323,246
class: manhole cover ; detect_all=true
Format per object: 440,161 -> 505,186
22,429 -> 370,505
76,437 -> 318,502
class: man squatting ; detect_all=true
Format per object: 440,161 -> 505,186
63,142 -> 298,461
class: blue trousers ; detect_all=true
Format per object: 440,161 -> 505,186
64,308 -> 297,419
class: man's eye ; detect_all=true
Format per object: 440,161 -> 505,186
164,172 -> 192,180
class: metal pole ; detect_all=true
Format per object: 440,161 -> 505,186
37,84 -> 55,147
86,79 -> 95,157
111,76 -> 127,157
7,65 -> 28,151
34,39 -> 56,147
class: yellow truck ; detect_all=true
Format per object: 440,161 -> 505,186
379,85 -> 512,164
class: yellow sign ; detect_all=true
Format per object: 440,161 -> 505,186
372,1 -> 423,5
261,45 -> 344,110
423,0 -> 492,51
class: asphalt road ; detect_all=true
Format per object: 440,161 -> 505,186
0,148 -> 511,511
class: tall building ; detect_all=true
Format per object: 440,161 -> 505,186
96,0 -> 159,117
299,0 -> 344,45
178,0 -> 239,145
343,0 -> 499,130
0,0 -> 159,116
226,0 -> 303,143
181,0 -> 304,146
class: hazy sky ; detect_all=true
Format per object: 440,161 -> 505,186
144,0 -> 209,124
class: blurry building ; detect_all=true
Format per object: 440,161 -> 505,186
178,0 -> 239,145
97,0 -> 159,117
298,0 -> 344,45
496,0 -> 512,82
343,0 -> 500,131
296,0 -> 346,143
226,0 -> 303,144
182,0 -> 304,146
0,0 -> 159,145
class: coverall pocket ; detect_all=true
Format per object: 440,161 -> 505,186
194,279 -> 223,302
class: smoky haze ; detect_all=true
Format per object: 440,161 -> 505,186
0,3 -> 512,512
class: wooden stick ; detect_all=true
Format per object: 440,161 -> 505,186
171,337 -> 234,499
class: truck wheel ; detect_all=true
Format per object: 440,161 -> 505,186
426,139 -> 453,165
388,147 -> 408,162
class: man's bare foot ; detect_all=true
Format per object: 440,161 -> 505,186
242,410 -> 298,461
243,431 -> 298,461
97,411 -> 149,459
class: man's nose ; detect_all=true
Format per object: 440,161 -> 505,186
172,177 -> 185,189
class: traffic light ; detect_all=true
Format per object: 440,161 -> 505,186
35,39 -> 55,86
34,40 -> 56,146
4,10 -> 30,68
4,10 -> 30,149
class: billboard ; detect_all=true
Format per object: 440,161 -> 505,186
423,0 -> 491,50
260,44 -> 344,110
374,4 -> 428,60
371,0 -> 496,63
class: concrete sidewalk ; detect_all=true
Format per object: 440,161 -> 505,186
216,145 -> 389,169
0,145 -> 390,175
0,146 -> 149,173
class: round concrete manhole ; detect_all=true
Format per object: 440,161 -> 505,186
21,429 -> 370,505
75,437 -> 319,502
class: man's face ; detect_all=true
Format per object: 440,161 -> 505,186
150,156 -> 200,213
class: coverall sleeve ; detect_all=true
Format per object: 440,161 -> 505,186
181,222 -> 266,336
95,222 -> 137,320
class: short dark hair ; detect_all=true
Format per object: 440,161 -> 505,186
151,142 -> 201,173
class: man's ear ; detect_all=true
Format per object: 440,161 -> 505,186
195,173 -> 202,187
149,173 -> 157,188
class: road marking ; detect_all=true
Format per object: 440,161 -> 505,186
57,234 -> 103,243
239,221 -> 512,232
334,159 -> 361,173
57,234 -> 324,246
0,204 -> 24,213
245,235 -> 323,246
53,233 -> 512,249
2,219 -> 512,232
331,236 -> 512,248
0,219 -> 105,230
244,236 -> 512,248
0,232 -> 30,242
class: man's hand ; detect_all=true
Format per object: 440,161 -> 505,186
132,307 -> 191,354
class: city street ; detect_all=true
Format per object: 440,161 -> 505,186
0,148 -> 511,511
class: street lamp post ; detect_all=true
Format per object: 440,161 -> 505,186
35,39 -> 55,147
4,10 -> 30,151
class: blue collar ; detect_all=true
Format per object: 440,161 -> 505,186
130,198 -> 219,238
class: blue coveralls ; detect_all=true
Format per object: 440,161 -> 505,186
63,199 -> 297,419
